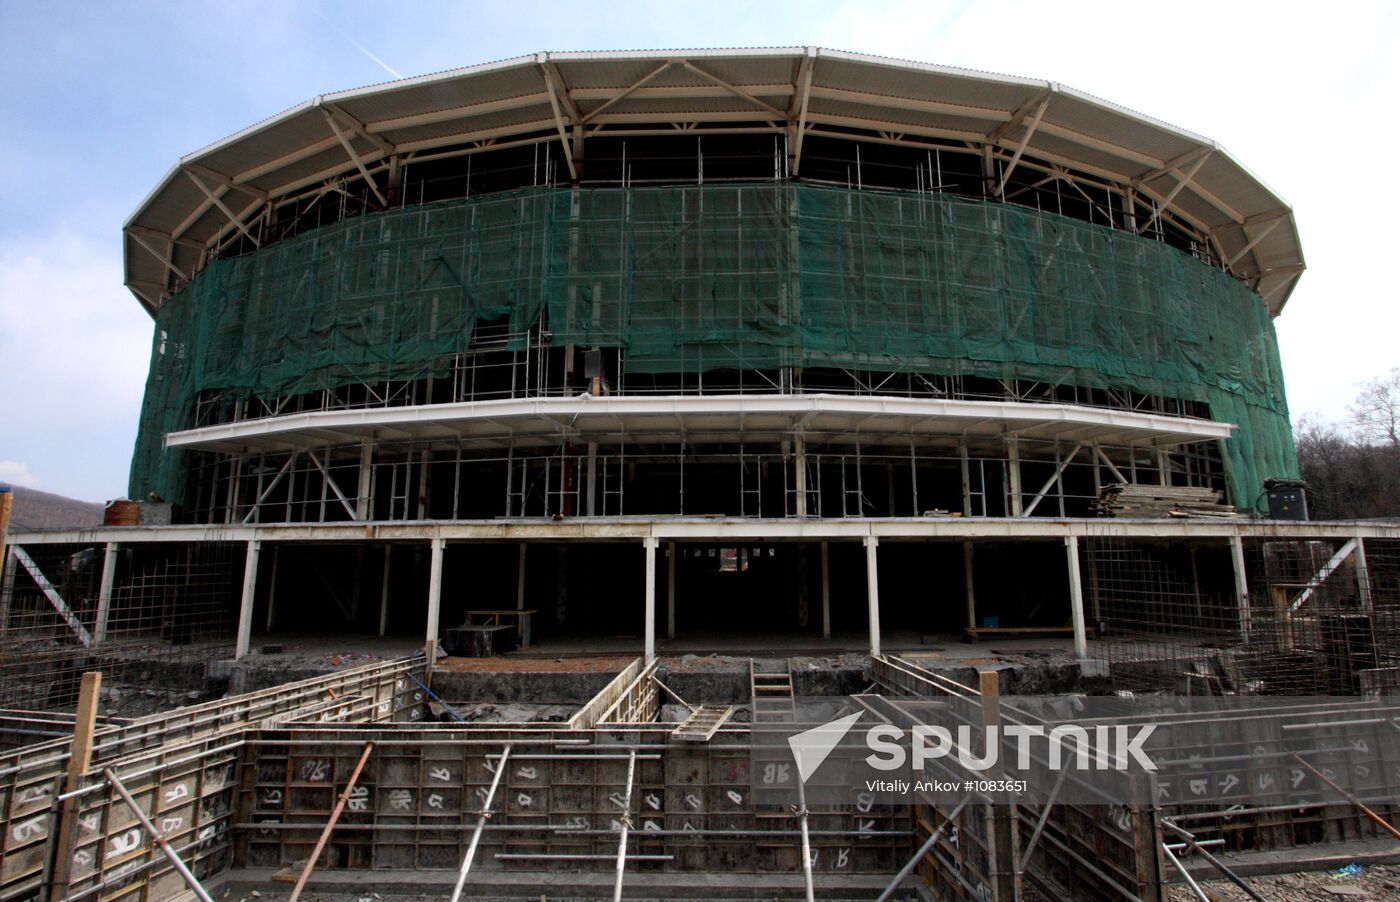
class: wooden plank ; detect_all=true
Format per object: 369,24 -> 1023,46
671,705 -> 734,742
48,672 -> 101,902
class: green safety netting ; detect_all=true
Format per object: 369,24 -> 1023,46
130,183 -> 1296,509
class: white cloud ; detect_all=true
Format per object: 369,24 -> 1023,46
0,461 -> 41,490
0,227 -> 152,501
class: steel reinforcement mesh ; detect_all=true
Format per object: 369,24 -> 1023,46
131,183 -> 1295,507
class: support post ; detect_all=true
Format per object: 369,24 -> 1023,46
612,749 -> 638,902
820,541 -> 831,640
643,538 -> 657,662
450,745 -> 512,901
1356,537 -> 1373,611
94,543 -> 118,646
264,545 -> 280,633
865,536 -> 881,657
378,545 -> 392,636
426,537 -> 445,647
288,742 -> 376,902
235,540 -> 260,659
49,672 -> 101,902
666,542 -> 676,640
1230,535 -> 1251,640
0,485 -> 11,582
0,545 -> 15,630
959,440 -> 972,516
793,435 -> 807,517
1006,436 -> 1023,517
586,441 -> 598,516
516,544 -> 527,611
1065,536 -> 1087,658
102,765 -> 216,902
963,541 -> 977,630
355,442 -> 373,521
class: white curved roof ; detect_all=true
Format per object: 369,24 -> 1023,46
123,47 -> 1304,316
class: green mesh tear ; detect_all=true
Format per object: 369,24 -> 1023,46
130,183 -> 1296,511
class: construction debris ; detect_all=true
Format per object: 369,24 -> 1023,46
1092,483 -> 1236,518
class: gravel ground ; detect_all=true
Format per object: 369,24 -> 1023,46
1165,862 -> 1400,900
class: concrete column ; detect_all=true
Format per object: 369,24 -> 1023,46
93,542 -> 118,646
1356,537 -> 1374,611
426,537 -> 445,646
820,541 -> 831,640
793,435 -> 807,517
1065,536 -> 1087,659
264,546 -> 280,632
643,537 -> 658,662
586,441 -> 598,516
235,539 -> 261,660
356,442 -> 373,521
1006,436 -> 1023,517
666,542 -> 676,640
1230,535 -> 1251,640
516,543 -> 527,610
959,440 -> 972,517
963,541 -> 976,630
378,545 -> 392,636
865,536 -> 881,657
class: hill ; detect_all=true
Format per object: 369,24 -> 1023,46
5,486 -> 105,530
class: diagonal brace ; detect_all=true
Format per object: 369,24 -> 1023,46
12,547 -> 92,647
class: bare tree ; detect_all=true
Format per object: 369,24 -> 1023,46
1349,367 -> 1400,447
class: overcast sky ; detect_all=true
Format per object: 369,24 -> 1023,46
1,1 -> 1396,501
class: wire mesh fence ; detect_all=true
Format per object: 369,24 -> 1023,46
0,542 -> 241,712
1087,537 -> 1400,696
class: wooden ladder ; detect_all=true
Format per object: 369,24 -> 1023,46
670,704 -> 734,742
749,659 -> 796,724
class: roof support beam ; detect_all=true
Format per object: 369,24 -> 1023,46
1137,149 -> 1211,234
1227,215 -> 1286,268
788,48 -> 815,176
125,228 -> 190,284
987,86 -> 1053,144
680,60 -> 787,119
538,58 -> 579,181
1134,145 -> 1212,188
321,103 -> 394,156
582,61 -> 675,124
994,94 -> 1051,197
322,110 -> 389,207
183,168 -> 261,247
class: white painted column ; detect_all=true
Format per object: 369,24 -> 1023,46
820,541 -> 831,640
666,542 -> 676,640
1230,535 -> 1251,640
516,544 -> 527,610
1064,536 -> 1087,658
1006,436 -> 1023,517
235,539 -> 261,660
426,537 -> 445,646
378,545 -> 392,636
865,536 -> 881,657
586,441 -> 598,516
355,442 -> 373,521
644,537 -> 658,662
263,546 -> 280,632
794,435 -> 807,518
1356,537 -> 1373,612
93,543 -> 118,646
963,541 -> 976,630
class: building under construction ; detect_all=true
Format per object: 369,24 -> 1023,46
2,48 -> 1399,900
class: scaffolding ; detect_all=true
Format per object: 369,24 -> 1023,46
132,183 -> 1295,513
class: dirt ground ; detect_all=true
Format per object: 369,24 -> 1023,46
1164,862 -> 1400,900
